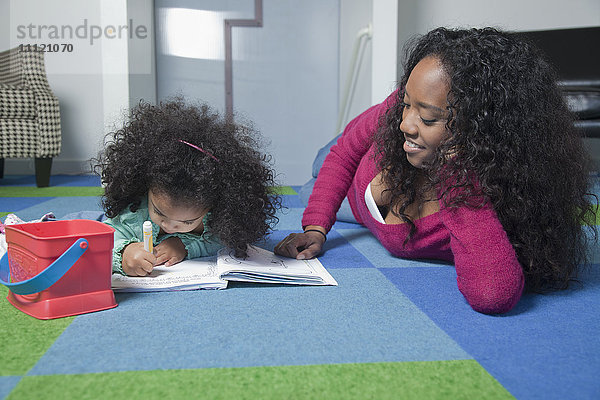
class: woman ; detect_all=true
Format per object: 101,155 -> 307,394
275,27 -> 596,314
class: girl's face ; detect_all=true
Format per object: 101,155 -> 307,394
399,56 -> 451,168
148,189 -> 208,234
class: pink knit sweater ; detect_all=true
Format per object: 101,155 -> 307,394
302,92 -> 524,314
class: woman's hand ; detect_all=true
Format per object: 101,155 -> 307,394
274,226 -> 327,260
122,242 -> 157,276
154,236 -> 187,267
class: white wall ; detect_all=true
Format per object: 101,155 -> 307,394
371,0 -> 397,105
2,0 -> 155,175
338,0 -> 398,125
235,1 -> 339,185
127,0 -> 157,109
155,0 -> 339,185
338,0 -> 372,133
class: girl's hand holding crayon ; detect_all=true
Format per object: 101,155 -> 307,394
121,242 -> 157,276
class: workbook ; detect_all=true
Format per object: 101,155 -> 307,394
111,246 -> 338,292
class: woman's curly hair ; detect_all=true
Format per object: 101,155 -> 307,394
93,97 -> 281,257
374,27 -> 597,292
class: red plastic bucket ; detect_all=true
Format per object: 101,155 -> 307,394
0,219 -> 117,319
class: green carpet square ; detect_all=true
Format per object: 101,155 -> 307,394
269,186 -> 298,195
0,286 -> 74,375
9,360 -> 513,400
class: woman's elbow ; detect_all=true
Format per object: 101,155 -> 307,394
458,271 -> 525,314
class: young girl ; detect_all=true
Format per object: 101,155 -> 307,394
94,98 -> 280,276
275,27 -> 597,314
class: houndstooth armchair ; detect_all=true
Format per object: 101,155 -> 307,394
0,47 -> 61,187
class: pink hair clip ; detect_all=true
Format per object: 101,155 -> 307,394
178,140 -> 220,161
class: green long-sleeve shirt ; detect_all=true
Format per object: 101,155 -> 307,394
105,197 -> 222,274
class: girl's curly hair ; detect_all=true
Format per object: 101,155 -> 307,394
93,97 -> 281,257
374,27 -> 597,292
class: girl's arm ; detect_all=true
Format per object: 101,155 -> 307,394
159,215 -> 222,259
440,202 -> 525,314
160,231 -> 222,259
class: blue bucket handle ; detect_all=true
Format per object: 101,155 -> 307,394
0,238 -> 89,295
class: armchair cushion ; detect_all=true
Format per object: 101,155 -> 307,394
0,47 -> 61,159
0,86 -> 36,119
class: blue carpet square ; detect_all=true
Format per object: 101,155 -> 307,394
28,268 -> 470,375
336,228 -> 452,269
0,377 -> 21,399
0,197 -> 56,214
279,194 -> 304,208
273,208 -> 304,230
332,219 -> 361,229
380,265 -> 600,400
10,197 -> 103,221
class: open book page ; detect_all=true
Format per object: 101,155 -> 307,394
111,246 -> 338,292
111,256 -> 227,292
217,246 -> 338,286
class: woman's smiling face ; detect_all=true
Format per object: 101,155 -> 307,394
399,56 -> 451,168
